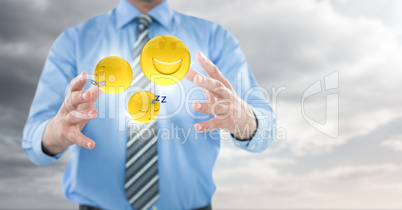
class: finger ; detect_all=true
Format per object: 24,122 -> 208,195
69,131 -> 95,149
65,108 -> 98,125
202,88 -> 215,103
185,67 -> 200,82
186,68 -> 217,102
64,88 -> 94,113
63,72 -> 94,115
194,118 -> 228,132
87,85 -> 102,102
70,72 -> 89,92
76,101 -> 96,112
75,86 -> 102,111
68,90 -> 91,107
193,101 -> 229,115
196,52 -> 232,89
194,74 -> 231,99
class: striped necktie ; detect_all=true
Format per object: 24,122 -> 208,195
125,14 -> 159,210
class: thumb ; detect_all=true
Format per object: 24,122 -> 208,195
71,131 -> 95,149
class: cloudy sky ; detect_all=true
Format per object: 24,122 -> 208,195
1,0 -> 402,209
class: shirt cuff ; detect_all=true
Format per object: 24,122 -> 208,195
231,106 -> 275,153
30,119 -> 65,165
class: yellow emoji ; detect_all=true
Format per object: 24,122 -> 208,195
127,91 -> 160,123
94,56 -> 133,94
140,35 -> 190,86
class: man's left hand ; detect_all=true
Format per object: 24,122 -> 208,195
186,52 -> 257,140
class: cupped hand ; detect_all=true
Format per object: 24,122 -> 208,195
42,72 -> 102,155
186,52 -> 257,140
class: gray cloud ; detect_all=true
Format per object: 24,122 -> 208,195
0,137 -> 74,209
0,1 -> 117,209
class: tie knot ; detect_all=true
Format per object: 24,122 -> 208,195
137,14 -> 152,29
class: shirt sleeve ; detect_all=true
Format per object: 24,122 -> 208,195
22,28 -> 78,165
209,24 -> 276,153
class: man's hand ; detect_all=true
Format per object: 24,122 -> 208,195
186,52 -> 257,140
42,72 -> 102,156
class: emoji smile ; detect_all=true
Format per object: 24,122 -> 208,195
152,58 -> 183,75
152,58 -> 182,65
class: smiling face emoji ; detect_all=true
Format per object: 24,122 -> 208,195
127,91 -> 160,123
140,35 -> 190,86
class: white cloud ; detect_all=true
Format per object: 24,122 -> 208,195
208,0 -> 402,208
382,135 -> 402,152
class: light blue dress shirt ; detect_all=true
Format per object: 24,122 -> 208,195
22,0 -> 276,209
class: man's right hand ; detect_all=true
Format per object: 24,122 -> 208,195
42,72 -> 102,156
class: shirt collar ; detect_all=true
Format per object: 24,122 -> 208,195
116,0 -> 174,30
